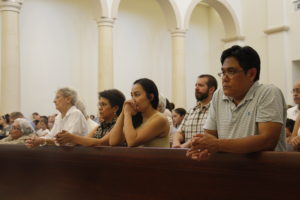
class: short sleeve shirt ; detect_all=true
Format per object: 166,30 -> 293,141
44,106 -> 88,139
204,82 -> 286,151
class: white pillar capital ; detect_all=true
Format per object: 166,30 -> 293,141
170,29 -> 186,38
97,18 -> 114,28
0,0 -> 22,13
221,35 -> 245,43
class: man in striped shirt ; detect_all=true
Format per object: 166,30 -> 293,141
172,74 -> 217,148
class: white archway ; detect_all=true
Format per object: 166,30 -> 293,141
184,0 -> 243,41
111,0 -> 181,31
91,0 -> 109,19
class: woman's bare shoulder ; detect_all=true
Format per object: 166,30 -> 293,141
149,112 -> 169,125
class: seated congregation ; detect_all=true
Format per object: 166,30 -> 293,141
1,45 -> 300,160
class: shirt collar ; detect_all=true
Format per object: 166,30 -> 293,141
100,118 -> 117,129
61,106 -> 76,120
194,101 -> 211,110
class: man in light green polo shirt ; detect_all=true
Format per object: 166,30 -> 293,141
187,45 -> 287,161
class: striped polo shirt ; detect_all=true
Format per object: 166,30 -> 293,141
204,82 -> 287,151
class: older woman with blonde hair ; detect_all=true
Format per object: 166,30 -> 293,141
26,87 -> 88,147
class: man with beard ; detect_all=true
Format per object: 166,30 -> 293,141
187,45 -> 286,161
172,75 -> 217,148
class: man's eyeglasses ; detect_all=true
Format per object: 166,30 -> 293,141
217,70 -> 244,78
291,89 -> 300,94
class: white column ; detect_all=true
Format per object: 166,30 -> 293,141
0,0 -> 22,114
97,18 -> 114,92
171,30 -> 186,108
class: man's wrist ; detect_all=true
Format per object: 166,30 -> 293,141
39,138 -> 47,146
215,139 -> 221,152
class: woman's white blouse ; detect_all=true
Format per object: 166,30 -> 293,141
44,106 -> 88,139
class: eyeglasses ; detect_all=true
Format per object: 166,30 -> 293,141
217,70 -> 244,78
291,89 -> 300,94
11,126 -> 21,131
98,102 -> 109,108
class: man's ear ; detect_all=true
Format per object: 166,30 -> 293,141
247,68 -> 257,82
208,87 -> 215,95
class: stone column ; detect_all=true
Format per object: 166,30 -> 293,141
0,0 -> 22,114
97,17 -> 114,92
171,29 -> 186,108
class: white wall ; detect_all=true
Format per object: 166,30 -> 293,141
113,0 -> 172,100
240,0 -> 268,84
2,0 -> 298,116
20,0 -> 98,118
289,0 -> 300,61
185,4 -> 225,109
289,0 -> 300,104
208,7 -> 225,92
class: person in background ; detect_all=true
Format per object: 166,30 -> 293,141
47,114 -> 56,130
0,118 -> 35,144
32,112 -> 40,121
158,95 -> 173,146
26,87 -> 88,147
166,99 -> 175,112
36,116 -> 50,137
172,74 -> 217,148
9,112 -> 24,124
75,100 -> 99,133
169,108 -> 186,146
172,108 -> 186,129
10,111 -> 36,129
0,114 -> 11,139
289,115 -> 300,151
286,81 -> 300,137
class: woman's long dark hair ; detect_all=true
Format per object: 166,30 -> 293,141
132,78 -> 159,128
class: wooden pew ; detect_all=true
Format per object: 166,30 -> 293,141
0,144 -> 299,200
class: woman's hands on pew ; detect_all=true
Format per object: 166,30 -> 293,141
290,136 -> 300,151
56,130 -> 75,146
25,136 -> 44,148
